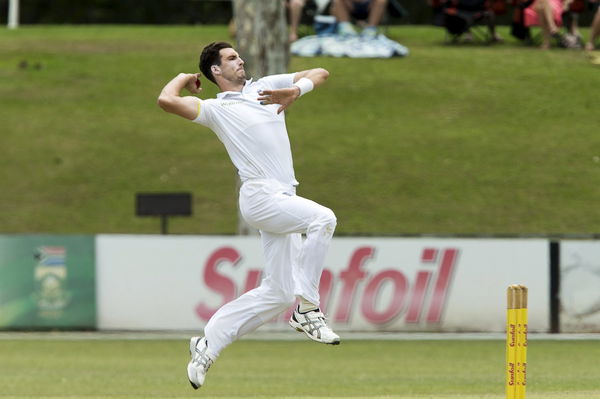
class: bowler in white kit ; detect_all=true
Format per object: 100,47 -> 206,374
157,41 -> 339,389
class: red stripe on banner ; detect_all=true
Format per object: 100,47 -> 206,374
334,246 -> 373,323
406,270 -> 432,323
426,248 -> 459,323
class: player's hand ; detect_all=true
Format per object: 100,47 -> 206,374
257,87 -> 300,114
186,73 -> 202,94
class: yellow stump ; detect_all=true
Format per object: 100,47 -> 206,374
507,285 -> 528,399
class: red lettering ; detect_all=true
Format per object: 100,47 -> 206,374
426,248 -> 459,323
361,270 -> 408,324
335,247 -> 373,322
421,248 -> 438,263
405,270 -> 432,323
508,362 -> 515,386
195,247 -> 241,321
318,268 -> 334,314
509,324 -> 516,347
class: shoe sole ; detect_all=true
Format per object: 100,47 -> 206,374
188,337 -> 202,390
288,320 -> 341,345
188,363 -> 199,389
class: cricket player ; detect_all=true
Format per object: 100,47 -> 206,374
157,41 -> 339,390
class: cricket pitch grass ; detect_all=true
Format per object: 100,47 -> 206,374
0,338 -> 598,398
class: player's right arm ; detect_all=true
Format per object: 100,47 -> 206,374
157,73 -> 202,120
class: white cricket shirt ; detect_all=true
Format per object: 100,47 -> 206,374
192,73 -> 299,187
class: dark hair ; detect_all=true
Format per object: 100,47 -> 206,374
199,41 -> 233,84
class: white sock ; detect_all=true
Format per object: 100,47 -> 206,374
298,297 -> 319,313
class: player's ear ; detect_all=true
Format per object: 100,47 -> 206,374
211,65 -> 220,76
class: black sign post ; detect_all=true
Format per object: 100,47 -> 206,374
135,193 -> 192,234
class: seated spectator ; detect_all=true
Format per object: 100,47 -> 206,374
288,0 -> 307,42
331,0 -> 389,37
586,3 -> 600,50
523,0 -> 578,48
561,0 -> 585,46
288,0 -> 335,42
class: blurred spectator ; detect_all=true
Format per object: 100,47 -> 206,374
523,0 -> 579,48
432,0 -> 503,43
289,0 -> 307,42
562,0 -> 585,45
586,2 -> 600,50
288,0 -> 333,41
332,0 -> 389,37
510,0 -> 534,42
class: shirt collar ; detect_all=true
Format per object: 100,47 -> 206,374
216,78 -> 254,99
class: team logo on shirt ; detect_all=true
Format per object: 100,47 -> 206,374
220,101 -> 243,107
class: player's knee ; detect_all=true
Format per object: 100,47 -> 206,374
309,207 -> 337,237
320,208 -> 337,230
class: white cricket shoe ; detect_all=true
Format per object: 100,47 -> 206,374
289,307 -> 340,345
187,336 -> 214,389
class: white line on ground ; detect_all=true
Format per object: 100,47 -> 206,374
1,331 -> 600,341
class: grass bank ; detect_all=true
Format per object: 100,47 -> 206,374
1,25 -> 599,235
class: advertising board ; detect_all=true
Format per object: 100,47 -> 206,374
97,235 -> 549,332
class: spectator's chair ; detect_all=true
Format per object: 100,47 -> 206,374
295,0 -> 408,36
434,0 -> 505,43
510,0 -> 536,42
510,0 -> 581,48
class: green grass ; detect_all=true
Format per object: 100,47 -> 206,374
1,25 -> 600,235
0,339 -> 599,398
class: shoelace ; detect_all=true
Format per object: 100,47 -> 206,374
193,346 -> 213,372
303,311 -> 329,332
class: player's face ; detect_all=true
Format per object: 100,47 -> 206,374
217,48 -> 246,83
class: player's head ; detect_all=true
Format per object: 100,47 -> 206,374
199,42 -> 246,86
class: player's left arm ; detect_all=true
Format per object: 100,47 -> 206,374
292,68 -> 329,87
257,68 -> 329,114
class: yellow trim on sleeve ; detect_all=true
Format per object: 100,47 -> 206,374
197,99 -> 201,119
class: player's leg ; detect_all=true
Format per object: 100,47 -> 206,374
271,195 -> 339,344
190,288 -> 287,390
202,230 -> 299,351
188,232 -> 297,389
239,181 -> 339,344
188,194 -> 300,389
202,270 -> 296,356
241,185 -> 336,306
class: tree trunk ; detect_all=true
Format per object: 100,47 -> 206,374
233,0 -> 289,79
232,0 -> 289,235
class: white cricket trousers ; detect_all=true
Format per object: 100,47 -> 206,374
203,178 -> 336,358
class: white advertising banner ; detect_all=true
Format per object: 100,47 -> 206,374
560,241 -> 600,332
96,235 -> 549,332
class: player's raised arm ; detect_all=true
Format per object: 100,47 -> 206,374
157,73 -> 202,120
293,67 -> 329,88
257,68 -> 329,114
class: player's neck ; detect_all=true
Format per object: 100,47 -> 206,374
218,78 -> 245,93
